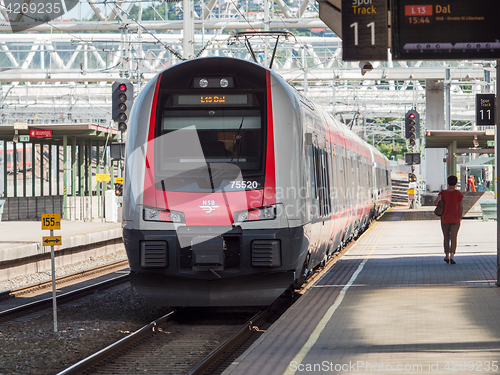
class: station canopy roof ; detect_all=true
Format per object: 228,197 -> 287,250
0,123 -> 120,144
425,130 -> 495,153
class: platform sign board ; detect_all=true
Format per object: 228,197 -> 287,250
13,122 -> 28,130
30,129 -> 52,137
476,94 -> 496,126
96,173 -> 111,182
41,212 -> 61,332
341,0 -> 388,61
391,0 -> 500,60
41,213 -> 61,230
42,236 -> 62,246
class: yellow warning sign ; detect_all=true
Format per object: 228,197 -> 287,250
96,173 -> 111,182
41,214 -> 61,230
42,236 -> 62,246
115,177 -> 124,184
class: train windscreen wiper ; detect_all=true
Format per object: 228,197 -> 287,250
231,117 -> 244,164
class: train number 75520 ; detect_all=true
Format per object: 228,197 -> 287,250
230,180 -> 259,189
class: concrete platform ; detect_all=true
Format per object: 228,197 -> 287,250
0,220 -> 123,282
223,209 -> 500,375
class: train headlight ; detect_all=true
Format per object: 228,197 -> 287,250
234,205 -> 276,223
219,78 -> 229,88
199,78 -> 208,88
143,207 -> 185,223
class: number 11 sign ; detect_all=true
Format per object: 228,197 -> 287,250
476,94 -> 496,126
341,0 -> 388,61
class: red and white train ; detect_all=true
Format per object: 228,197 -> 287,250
0,143 -> 33,172
122,57 -> 391,307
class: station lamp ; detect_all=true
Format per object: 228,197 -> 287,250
112,79 -> 134,132
404,110 -> 420,146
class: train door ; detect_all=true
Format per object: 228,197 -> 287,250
337,146 -> 348,243
319,145 -> 333,261
0,144 -> 3,195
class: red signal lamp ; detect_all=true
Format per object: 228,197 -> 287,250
409,113 -> 415,119
119,84 -> 127,91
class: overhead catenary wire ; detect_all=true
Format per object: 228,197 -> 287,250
0,0 -> 185,71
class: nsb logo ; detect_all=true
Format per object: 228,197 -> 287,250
199,200 -> 219,214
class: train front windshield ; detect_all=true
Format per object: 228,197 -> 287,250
154,92 -> 266,192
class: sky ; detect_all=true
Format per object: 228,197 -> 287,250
61,1 -> 158,21
62,1 -> 103,21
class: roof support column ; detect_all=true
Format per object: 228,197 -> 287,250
2,140 -> 7,197
13,142 -> 17,197
96,140 -> 101,219
110,158 -> 115,193
88,139 -> 93,221
103,141 -> 108,222
48,144 -> 52,196
72,137 -> 77,220
32,143 -> 37,196
40,144 -> 44,197
425,80 -> 446,192
447,140 -> 457,177
22,143 -> 26,197
495,60 -> 499,287
56,145 -> 60,196
183,0 -> 195,59
79,139 -> 85,220
63,136 -> 68,219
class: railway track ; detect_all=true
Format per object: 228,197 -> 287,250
0,260 -> 129,323
186,232 -> 362,375
57,308 -> 263,375
56,230 -> 359,375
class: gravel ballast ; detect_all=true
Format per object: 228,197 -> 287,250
0,250 -> 173,375
0,283 -> 172,375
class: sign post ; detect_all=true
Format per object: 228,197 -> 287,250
41,213 -> 61,332
496,61 -> 499,287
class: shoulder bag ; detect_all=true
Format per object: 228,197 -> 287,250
434,198 -> 444,216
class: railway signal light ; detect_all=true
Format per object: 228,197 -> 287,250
405,152 -> 421,165
408,173 -> 417,182
112,79 -> 134,132
405,110 -> 420,146
114,182 -> 123,196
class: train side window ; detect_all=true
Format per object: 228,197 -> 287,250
311,144 -> 318,201
322,149 -> 331,216
315,146 -> 324,215
356,157 -> 361,185
328,150 -> 335,213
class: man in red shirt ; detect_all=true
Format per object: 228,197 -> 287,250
434,175 -> 463,264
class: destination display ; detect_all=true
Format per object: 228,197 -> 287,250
176,94 -> 250,106
391,0 -> 500,60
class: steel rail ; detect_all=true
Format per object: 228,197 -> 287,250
0,273 -> 129,320
0,259 -> 129,301
56,311 -> 176,375
186,310 -> 268,375
185,220 -> 370,374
